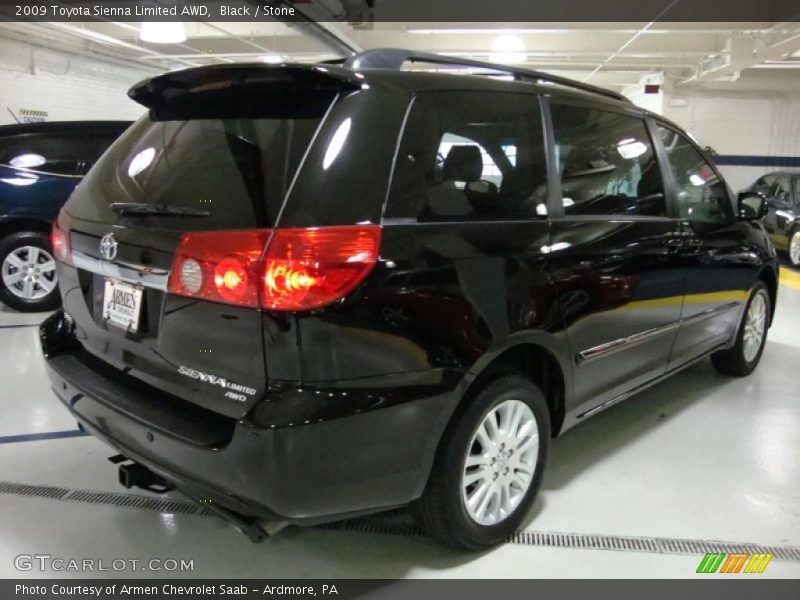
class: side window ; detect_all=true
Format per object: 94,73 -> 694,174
550,104 -> 665,217
771,175 -> 792,203
386,91 -> 548,221
0,132 -> 96,176
752,174 -> 774,194
657,126 -> 733,225
793,177 -> 800,205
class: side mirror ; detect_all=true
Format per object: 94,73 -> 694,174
738,191 -> 768,220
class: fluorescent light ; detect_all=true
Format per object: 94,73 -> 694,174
489,34 -> 527,65
409,28 -> 553,35
128,147 -> 156,178
9,153 -> 46,169
261,54 -> 285,64
140,22 -> 187,44
322,118 -> 352,170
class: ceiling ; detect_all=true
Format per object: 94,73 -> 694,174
1,19 -> 799,93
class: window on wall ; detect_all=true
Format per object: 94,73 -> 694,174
549,103 -> 665,217
385,91 -> 548,221
657,125 -> 733,226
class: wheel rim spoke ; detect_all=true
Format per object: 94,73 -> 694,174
5,253 -> 25,270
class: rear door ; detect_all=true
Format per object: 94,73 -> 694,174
59,68 -> 346,418
545,100 -> 685,415
654,124 -> 753,366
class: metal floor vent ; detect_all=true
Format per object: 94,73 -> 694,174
0,480 -> 214,517
2,479 -> 799,562
320,520 -> 800,562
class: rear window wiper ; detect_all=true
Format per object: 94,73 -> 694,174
110,203 -> 211,218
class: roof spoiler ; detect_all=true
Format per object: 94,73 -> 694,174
129,64 -> 360,120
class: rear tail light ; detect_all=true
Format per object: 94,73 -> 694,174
263,226 -> 382,310
51,215 -> 73,265
167,225 -> 381,311
168,230 -> 271,308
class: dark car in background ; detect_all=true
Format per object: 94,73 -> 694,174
0,120 -> 131,311
745,171 -> 800,266
40,51 -> 778,549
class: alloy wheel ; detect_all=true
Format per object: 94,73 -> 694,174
790,231 -> 800,266
1,245 -> 57,301
742,291 -> 767,363
461,399 -> 539,526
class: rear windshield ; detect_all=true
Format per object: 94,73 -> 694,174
70,106 -> 332,230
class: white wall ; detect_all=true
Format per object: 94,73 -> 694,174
629,70 -> 800,193
0,36 -> 150,126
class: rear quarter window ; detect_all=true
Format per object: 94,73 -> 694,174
385,91 -> 549,222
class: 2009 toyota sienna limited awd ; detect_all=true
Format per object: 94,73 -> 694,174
40,49 -> 779,550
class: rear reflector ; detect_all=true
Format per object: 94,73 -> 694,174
51,214 -> 73,265
167,225 -> 381,311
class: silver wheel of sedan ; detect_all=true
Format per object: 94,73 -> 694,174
742,290 -> 768,363
1,245 -> 57,301
461,399 -> 539,526
790,231 -> 800,266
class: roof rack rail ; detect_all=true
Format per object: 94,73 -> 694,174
342,48 -> 629,104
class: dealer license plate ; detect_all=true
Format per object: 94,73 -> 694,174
102,279 -> 143,332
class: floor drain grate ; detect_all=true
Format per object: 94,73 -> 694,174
322,519 -> 800,563
64,489 -> 208,515
2,479 -> 798,562
0,480 -> 71,499
0,479 -> 212,517
504,529 -> 800,562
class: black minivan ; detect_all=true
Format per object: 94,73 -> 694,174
40,50 -> 779,549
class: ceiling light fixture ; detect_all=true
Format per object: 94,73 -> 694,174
261,54 -> 285,64
140,22 -> 187,44
489,34 -> 527,65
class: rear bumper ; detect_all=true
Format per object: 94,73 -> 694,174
40,311 -> 458,524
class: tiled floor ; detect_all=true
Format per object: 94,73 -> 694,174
1,268 -> 798,578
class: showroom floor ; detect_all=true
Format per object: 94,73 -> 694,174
1,267 -> 799,579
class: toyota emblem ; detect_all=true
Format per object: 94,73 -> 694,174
100,233 -> 118,261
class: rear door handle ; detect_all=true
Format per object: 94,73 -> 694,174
665,236 -> 685,252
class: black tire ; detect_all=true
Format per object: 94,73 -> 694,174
0,231 -> 61,312
412,373 -> 550,550
711,282 -> 770,377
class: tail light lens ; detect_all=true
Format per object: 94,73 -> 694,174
168,230 -> 271,308
51,215 -> 73,265
263,225 -> 381,310
167,225 -> 381,311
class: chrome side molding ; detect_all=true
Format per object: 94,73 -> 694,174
576,301 -> 742,365
576,321 -> 680,364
